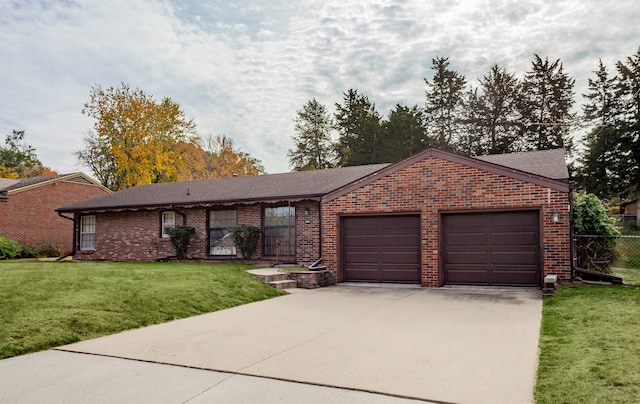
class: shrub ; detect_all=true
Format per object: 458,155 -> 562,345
573,192 -> 620,273
229,225 -> 261,261
0,237 -> 21,260
35,244 -> 62,258
19,246 -> 37,258
166,226 -> 196,260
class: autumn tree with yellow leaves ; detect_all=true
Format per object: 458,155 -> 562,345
77,83 -> 264,191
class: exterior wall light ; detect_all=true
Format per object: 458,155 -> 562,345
551,211 -> 559,223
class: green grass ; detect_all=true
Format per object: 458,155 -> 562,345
536,285 -> 640,403
613,236 -> 640,269
0,261 -> 284,359
613,267 -> 640,286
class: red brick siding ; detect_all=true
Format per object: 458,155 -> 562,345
322,157 -> 571,287
0,181 -> 108,254
76,202 -> 321,264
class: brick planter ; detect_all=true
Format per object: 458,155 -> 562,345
288,270 -> 336,289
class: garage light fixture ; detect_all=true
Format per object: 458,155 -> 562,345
551,211 -> 559,223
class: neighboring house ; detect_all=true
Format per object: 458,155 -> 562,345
619,199 -> 638,228
0,173 -> 111,254
57,148 -> 571,287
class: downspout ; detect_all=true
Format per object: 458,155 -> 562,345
57,212 -> 77,258
569,182 -> 575,280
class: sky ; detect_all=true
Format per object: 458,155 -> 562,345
1,0 -> 639,175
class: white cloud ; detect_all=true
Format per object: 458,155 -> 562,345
1,0 -> 639,175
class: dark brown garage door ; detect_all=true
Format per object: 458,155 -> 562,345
342,215 -> 421,283
443,211 -> 540,286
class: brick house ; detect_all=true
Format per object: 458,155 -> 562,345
57,148 -> 571,287
0,173 -> 110,254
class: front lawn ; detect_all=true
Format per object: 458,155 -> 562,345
0,261 -> 283,359
536,284 -> 640,403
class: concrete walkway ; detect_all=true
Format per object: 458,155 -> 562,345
0,285 -> 542,404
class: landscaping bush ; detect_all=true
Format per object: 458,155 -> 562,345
166,225 -> 196,260
229,225 -> 261,260
0,237 -> 21,260
35,244 -> 62,258
573,192 -> 620,272
19,246 -> 37,258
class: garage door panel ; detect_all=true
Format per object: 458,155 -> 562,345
491,232 -> 537,246
342,215 -> 420,284
446,233 -> 488,246
446,251 -> 489,264
444,211 -> 540,287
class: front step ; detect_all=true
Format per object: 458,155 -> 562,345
247,268 -> 297,290
268,279 -> 298,290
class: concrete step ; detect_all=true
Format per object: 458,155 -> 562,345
268,279 -> 297,290
256,273 -> 290,283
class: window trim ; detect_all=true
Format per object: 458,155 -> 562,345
161,211 -> 176,238
79,215 -> 96,251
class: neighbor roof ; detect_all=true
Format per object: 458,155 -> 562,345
0,173 -> 109,195
474,148 -> 569,180
57,164 -> 390,213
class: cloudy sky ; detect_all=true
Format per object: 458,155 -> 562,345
1,0 -> 639,175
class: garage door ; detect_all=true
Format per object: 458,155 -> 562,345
342,215 -> 421,283
443,211 -> 540,286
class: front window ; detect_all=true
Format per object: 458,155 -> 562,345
264,206 -> 295,256
161,211 -> 175,238
80,215 -> 96,250
209,209 -> 237,256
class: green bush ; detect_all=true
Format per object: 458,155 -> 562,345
0,237 -> 21,260
573,192 -> 620,273
166,226 -> 196,260
229,225 -> 261,260
19,246 -> 37,258
35,244 -> 62,258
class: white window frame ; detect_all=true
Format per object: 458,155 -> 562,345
79,215 -> 96,251
162,211 -> 176,238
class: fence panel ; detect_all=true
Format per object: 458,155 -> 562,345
574,235 -> 640,271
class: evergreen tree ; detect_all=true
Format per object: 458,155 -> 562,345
288,98 -> 336,171
424,57 -> 467,151
615,46 -> 640,198
518,55 -> 576,154
458,87 -> 485,156
576,60 -> 628,200
476,64 -> 522,154
384,103 -> 429,161
334,89 -> 385,166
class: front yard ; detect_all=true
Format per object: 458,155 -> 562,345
0,261 -> 283,359
536,282 -> 640,403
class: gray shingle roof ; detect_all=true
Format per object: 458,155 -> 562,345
474,149 -> 569,180
58,164 -> 390,212
0,175 -> 68,192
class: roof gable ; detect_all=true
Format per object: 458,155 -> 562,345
322,148 -> 570,203
0,173 -> 109,195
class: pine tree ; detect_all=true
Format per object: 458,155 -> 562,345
424,57 -> 467,151
288,98 -> 335,171
334,89 -> 385,166
384,103 -> 429,161
518,55 -> 576,154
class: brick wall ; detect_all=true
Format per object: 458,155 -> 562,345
0,181 -> 108,254
75,201 -> 321,264
321,156 -> 571,287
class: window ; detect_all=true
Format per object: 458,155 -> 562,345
161,211 -> 175,238
209,209 -> 237,256
264,206 -> 295,256
80,215 -> 96,250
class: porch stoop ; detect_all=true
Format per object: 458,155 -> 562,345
247,268 -> 297,290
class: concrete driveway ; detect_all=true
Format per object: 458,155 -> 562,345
0,285 -> 542,404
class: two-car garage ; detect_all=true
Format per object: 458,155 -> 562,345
341,211 -> 541,287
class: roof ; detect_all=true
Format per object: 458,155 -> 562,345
323,147 -> 570,203
59,147 -> 570,214
474,149 -> 569,180
0,173 -> 109,196
57,164 -> 390,213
